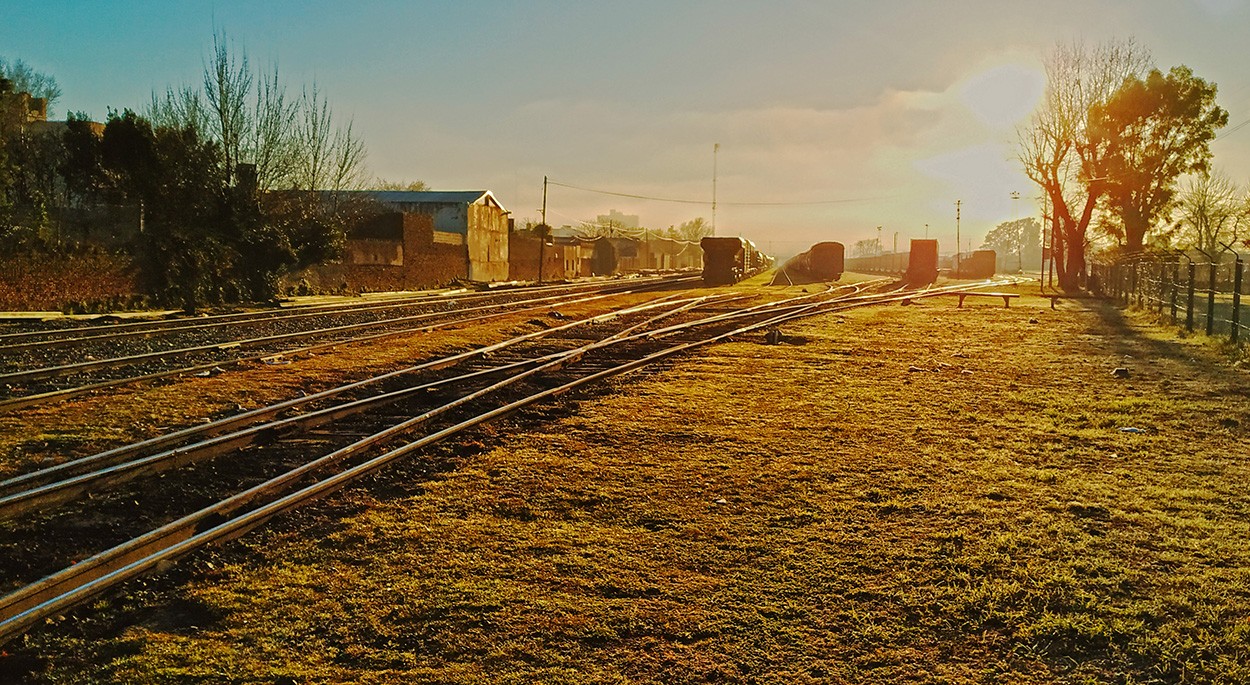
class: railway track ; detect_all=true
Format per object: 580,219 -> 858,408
0,275 -> 1016,646
0,276 -> 693,412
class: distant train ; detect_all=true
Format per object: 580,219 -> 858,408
781,241 -> 844,282
952,249 -> 997,280
700,236 -> 770,285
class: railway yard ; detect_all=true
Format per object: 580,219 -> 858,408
0,273 -> 1247,683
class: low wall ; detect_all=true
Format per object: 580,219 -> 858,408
508,234 -> 566,281
0,251 -> 138,311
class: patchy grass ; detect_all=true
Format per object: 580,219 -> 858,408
9,288 -> 1250,683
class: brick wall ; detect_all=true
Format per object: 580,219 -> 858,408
508,233 -> 568,281
402,212 -> 468,287
0,251 -> 138,311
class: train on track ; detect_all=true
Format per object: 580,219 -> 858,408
700,237 -> 772,285
780,241 -> 844,282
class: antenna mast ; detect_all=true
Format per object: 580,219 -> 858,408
712,143 -> 719,236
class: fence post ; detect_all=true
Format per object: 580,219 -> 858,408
1134,262 -> 1143,307
1207,262 -> 1218,336
1170,259 -> 1179,323
1157,260 -> 1166,315
1186,262 -> 1196,332
1233,258 -> 1243,344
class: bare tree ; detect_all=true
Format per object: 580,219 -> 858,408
248,64 -> 299,192
1173,171 -> 1249,253
1019,39 -> 1152,290
148,85 -> 211,137
328,120 -> 368,192
154,35 -> 366,194
0,57 -> 62,114
368,179 -> 429,191
203,32 -> 253,186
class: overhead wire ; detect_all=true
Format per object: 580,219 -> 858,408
546,179 -> 880,207
1216,116 -> 1250,140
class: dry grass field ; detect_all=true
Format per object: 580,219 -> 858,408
6,282 -> 1250,684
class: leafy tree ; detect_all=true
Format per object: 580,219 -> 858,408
101,109 -> 160,204
1089,66 -> 1228,251
981,217 -> 1041,270
1019,39 -> 1151,290
59,113 -> 106,206
668,217 -> 712,241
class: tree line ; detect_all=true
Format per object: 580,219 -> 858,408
0,35 -> 377,311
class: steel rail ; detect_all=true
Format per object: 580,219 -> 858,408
0,296 -> 716,518
0,281 -> 671,384
1,286 -> 851,524
0,276 -> 685,352
0,293 -> 718,501
0,275 -> 686,345
0,277 -> 1021,642
0,288 -> 633,414
0,274 -> 937,644
0,291 -> 452,347
0,293 -> 723,634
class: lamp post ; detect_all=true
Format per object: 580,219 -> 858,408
539,175 -> 548,284
1010,190 -> 1021,272
711,143 -> 719,236
954,199 -> 962,276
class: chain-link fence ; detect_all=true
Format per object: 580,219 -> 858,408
1091,252 -> 1248,344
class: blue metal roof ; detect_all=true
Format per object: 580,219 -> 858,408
351,190 -> 507,212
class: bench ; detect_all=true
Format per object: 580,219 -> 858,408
952,291 -> 1020,308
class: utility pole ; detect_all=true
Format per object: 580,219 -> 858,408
711,143 -> 719,237
955,199 -> 962,275
539,175 -> 548,284
876,225 -> 883,255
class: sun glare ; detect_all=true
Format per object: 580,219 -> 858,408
958,62 -> 1046,130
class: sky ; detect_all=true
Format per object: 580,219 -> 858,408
5,0 -> 1250,258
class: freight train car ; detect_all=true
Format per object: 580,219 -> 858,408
904,239 -> 939,286
782,241 -> 844,282
954,249 -> 996,279
701,236 -> 769,285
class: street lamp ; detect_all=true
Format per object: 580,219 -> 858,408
955,199 -> 962,276
1011,190 -> 1021,272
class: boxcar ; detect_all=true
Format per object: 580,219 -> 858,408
701,236 -> 768,285
904,239 -> 939,286
786,241 -> 844,281
955,249 -> 996,279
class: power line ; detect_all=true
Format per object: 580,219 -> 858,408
1216,116 -> 1250,140
546,178 -> 880,207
